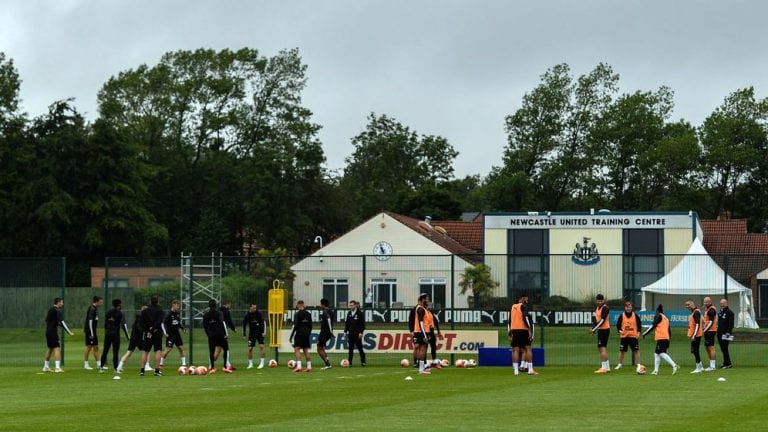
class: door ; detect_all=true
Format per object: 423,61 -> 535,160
371,278 -> 397,308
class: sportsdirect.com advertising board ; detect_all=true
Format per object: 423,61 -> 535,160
276,330 -> 498,354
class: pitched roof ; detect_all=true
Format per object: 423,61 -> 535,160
701,218 -> 768,284
386,212 -> 481,261
430,219 -> 483,252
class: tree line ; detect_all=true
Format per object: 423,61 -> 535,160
1,49 -> 767,285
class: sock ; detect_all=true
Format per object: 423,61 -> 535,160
710,360 -> 716,369
696,362 -> 702,370
654,354 -> 660,372
513,363 -> 519,373
528,366 -> 535,374
44,361 -> 50,369
660,353 -> 675,367
84,361 -> 89,367
521,361 -> 528,369
145,362 -> 151,369
259,358 -> 265,366
602,361 -> 609,370
418,360 -> 424,372
307,361 -> 312,369
96,360 -> 101,368
323,357 -> 330,367
117,361 -> 124,370
55,360 -> 61,369
296,361 -> 302,369
249,359 -> 254,366
181,357 -> 186,366
160,357 -> 165,366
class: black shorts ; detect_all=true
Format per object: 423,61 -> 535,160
317,333 -> 332,349
142,333 -> 162,352
208,334 -> 226,348
690,336 -> 701,353
46,334 -> 60,349
293,334 -> 310,349
248,334 -> 265,347
413,333 -> 428,346
510,330 -> 530,348
654,340 -> 670,354
127,336 -> 141,352
596,329 -> 610,348
704,332 -> 716,347
85,334 -> 99,346
166,333 -> 183,348
619,337 -> 639,352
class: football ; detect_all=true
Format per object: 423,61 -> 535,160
400,359 -> 409,367
340,359 -> 350,367
287,359 -> 296,369
465,359 -> 476,368
440,359 -> 449,368
637,364 -> 647,375
187,366 -> 196,375
268,359 -> 278,368
455,359 -> 465,368
177,366 -> 187,375
196,366 -> 208,375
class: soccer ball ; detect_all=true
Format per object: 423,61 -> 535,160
187,366 -> 196,375
268,359 -> 278,368
400,359 -> 409,367
440,359 -> 449,368
637,364 -> 647,375
465,359 -> 476,368
340,359 -> 350,367
455,359 -> 465,368
177,366 -> 187,375
287,359 -> 296,369
196,366 -> 208,375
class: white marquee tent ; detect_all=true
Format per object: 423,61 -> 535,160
641,237 -> 758,329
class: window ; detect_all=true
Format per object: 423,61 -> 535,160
419,278 -> 446,309
148,278 -> 176,287
623,229 -> 664,304
322,278 -> 348,309
104,278 -> 130,288
507,229 -> 549,303
370,278 -> 397,308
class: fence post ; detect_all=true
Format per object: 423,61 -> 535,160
61,257 -> 67,366
450,254 -> 455,365
723,254 -> 729,298
104,256 -> 110,317
362,255 -> 367,301
188,256 -> 195,365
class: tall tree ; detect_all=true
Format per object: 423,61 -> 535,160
341,113 -> 458,221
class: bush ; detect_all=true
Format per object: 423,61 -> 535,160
221,272 -> 268,309
541,295 -> 582,311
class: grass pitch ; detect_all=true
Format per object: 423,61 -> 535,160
1,363 -> 766,432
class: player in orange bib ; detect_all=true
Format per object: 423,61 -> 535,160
614,299 -> 644,374
685,299 -> 704,373
642,304 -> 679,375
590,293 -> 611,373
702,296 -> 718,371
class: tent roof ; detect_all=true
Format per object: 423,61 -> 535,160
641,237 -> 748,295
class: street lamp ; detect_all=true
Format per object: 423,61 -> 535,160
314,235 -> 323,249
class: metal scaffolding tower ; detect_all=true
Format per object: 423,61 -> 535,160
180,252 -> 223,323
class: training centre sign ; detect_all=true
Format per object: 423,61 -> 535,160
277,329 -> 498,354
283,309 -> 693,327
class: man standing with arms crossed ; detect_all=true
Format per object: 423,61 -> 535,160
717,298 -> 734,369
289,300 -> 313,372
614,299 -> 644,374
509,293 -> 537,376
43,297 -> 74,373
702,296 -> 718,371
642,304 -> 679,375
344,300 -> 366,367
590,294 -> 611,373
83,296 -> 104,371
139,296 -> 165,377
412,294 -> 432,375
242,303 -> 266,369
317,298 -> 334,370
100,299 -> 129,373
686,299 -> 704,373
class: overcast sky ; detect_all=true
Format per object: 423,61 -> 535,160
2,1 -> 766,178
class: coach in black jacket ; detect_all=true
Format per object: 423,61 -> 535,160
344,300 -> 366,366
717,298 -> 735,368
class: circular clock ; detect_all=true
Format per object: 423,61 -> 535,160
373,241 -> 393,261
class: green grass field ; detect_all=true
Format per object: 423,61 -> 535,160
2,327 -> 766,431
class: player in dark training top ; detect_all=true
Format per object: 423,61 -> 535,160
204,298 -> 230,373
317,298 -> 335,370
42,297 -> 74,373
139,296 -> 165,376
242,303 -> 266,369
160,299 -> 186,369
289,300 -> 313,372
83,296 -> 104,371
100,299 -> 129,372
116,304 -> 147,374
220,300 -> 236,372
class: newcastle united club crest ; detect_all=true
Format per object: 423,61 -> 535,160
572,237 -> 600,265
